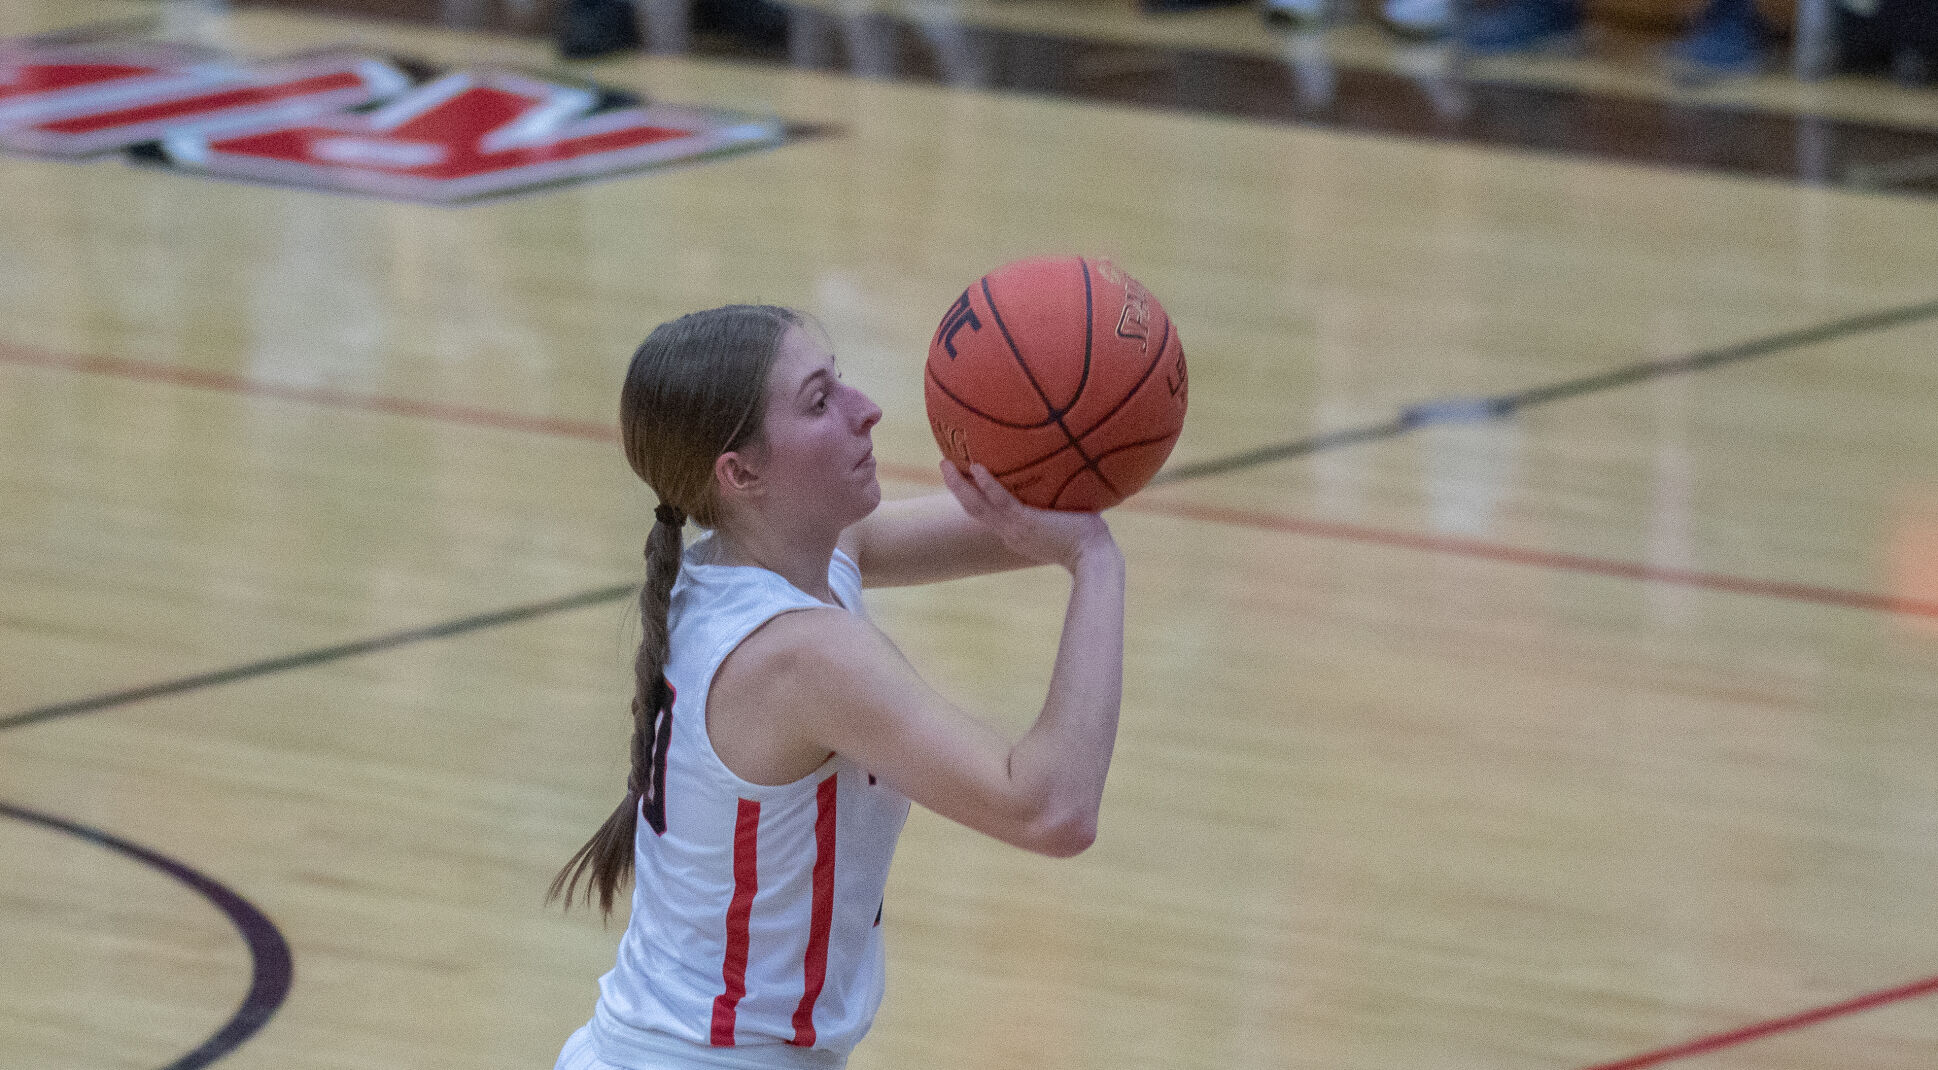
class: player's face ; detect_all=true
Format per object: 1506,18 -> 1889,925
753,325 -> 882,528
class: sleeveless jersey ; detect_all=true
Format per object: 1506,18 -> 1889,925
591,534 -> 911,1068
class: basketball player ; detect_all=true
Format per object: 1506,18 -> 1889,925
552,304 -> 1125,1069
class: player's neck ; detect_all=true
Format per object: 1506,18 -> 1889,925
712,523 -> 839,606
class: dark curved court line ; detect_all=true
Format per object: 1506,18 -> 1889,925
235,0 -> 1938,197
1153,295 -> 1938,486
0,800 -> 293,1070
0,583 -> 637,731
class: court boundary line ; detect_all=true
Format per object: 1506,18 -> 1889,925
0,800 -> 294,1070
0,582 -> 637,731
1153,296 -> 1938,484
1130,496 -> 1938,620
1578,973 -> 1938,1070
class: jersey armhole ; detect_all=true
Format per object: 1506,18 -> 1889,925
691,604 -> 843,798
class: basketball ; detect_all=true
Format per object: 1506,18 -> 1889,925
925,256 -> 1188,511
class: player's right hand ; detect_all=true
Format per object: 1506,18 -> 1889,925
940,461 -> 1117,574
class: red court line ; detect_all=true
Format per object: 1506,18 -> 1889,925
1132,497 -> 1938,621
1580,974 -> 1938,1070
8,340 -> 1937,622
0,344 -> 616,443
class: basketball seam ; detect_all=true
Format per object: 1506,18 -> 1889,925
1077,255 -> 1095,421
1047,430 -> 1182,509
980,276 -> 1067,421
987,312 -> 1177,483
980,272 -> 1119,497
925,363 -> 1063,430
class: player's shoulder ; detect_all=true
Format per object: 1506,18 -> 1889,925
732,605 -> 886,682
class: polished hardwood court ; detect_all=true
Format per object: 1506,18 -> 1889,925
4,1 -> 1937,1069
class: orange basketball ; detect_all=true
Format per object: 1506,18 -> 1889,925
925,256 -> 1188,511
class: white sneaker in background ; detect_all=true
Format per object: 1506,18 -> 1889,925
1263,0 -> 1331,29
1379,0 -> 1452,37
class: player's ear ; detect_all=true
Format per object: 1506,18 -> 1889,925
715,450 -> 762,499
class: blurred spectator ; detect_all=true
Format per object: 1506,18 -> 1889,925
1263,0 -> 1454,39
1462,0 -> 1771,76
1836,0 -> 1936,85
558,0 -> 790,58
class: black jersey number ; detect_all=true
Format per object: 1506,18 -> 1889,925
643,680 -> 676,835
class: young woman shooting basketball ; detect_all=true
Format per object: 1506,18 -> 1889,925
552,303 -> 1125,1070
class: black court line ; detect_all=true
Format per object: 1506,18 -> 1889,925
0,583 -> 637,732
6,299 -> 1935,731
1154,296 -> 1938,486
0,800 -> 294,1070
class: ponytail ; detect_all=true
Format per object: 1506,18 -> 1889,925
549,506 -> 687,916
554,302 -> 796,915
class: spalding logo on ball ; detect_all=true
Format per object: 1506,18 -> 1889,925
925,256 -> 1188,511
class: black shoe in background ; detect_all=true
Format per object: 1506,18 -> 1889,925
692,0 -> 793,50
558,0 -> 643,59
1141,0 -> 1246,12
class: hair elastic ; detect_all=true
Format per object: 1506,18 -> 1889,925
654,503 -> 686,527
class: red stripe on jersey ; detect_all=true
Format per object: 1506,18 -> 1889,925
790,776 -> 840,1046
710,798 -> 761,1046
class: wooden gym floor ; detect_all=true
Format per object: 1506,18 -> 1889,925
4,1 -> 1937,1068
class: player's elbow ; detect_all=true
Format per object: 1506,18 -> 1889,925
1021,811 -> 1097,858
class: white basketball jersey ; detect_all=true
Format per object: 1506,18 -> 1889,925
591,533 -> 911,1067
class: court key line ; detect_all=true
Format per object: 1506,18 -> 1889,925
0,800 -> 293,1070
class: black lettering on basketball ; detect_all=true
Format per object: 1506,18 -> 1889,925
1116,282 -> 1151,352
930,415 -> 973,464
938,291 -> 982,358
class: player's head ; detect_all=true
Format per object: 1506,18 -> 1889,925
727,318 -> 884,534
622,304 -> 882,539
620,303 -> 802,529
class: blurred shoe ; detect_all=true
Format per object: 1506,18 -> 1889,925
1377,0 -> 1452,40
691,0 -> 791,48
558,0 -> 642,59
1460,0 -> 1582,54
1666,0 -> 1767,76
1262,0 -> 1329,29
1892,47 -> 1934,86
1144,0 -> 1248,13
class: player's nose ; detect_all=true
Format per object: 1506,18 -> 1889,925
853,390 -> 882,434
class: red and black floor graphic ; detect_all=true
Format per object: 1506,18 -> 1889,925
0,28 -> 801,203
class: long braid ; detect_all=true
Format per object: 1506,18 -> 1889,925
549,508 -> 685,915
550,304 -> 797,917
